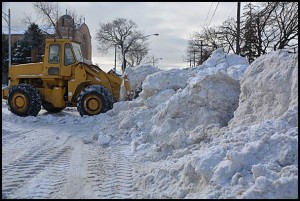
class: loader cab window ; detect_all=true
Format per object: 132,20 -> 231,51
49,44 -> 60,64
71,42 -> 84,63
64,43 -> 75,65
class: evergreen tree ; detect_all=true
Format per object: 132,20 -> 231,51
15,23 -> 45,63
13,38 -> 31,64
240,3 -> 259,63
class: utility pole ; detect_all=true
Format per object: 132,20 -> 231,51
152,56 -> 155,67
200,40 -> 203,64
114,44 -> 117,72
192,39 -> 208,65
122,43 -> 126,73
236,2 -> 241,55
193,49 -> 196,67
189,51 -> 192,68
2,8 -> 11,85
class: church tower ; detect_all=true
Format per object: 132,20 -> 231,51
56,10 -> 92,61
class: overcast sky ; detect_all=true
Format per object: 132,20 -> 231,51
2,2 -> 246,72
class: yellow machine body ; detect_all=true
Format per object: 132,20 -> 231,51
2,38 -> 131,111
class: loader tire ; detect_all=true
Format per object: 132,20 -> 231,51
77,85 -> 114,116
42,101 -> 65,113
7,84 -> 42,117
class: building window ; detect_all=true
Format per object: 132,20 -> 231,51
62,18 -> 65,26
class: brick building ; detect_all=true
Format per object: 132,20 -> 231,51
2,13 -> 92,61
56,13 -> 92,60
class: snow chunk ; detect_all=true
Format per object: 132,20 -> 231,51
139,68 -> 189,100
229,50 -> 298,127
97,132 -> 112,146
125,64 -> 161,96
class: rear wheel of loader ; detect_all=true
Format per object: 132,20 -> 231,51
7,84 -> 42,117
42,101 -> 65,113
77,85 -> 114,116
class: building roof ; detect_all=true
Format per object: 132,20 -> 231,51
2,24 -> 55,35
60,14 -> 73,20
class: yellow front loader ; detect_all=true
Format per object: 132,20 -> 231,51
2,38 -> 131,117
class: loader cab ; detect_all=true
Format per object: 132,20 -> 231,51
44,39 -> 84,77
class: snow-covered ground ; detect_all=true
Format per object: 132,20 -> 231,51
2,48 -> 298,199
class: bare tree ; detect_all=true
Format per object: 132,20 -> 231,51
270,2 -> 298,50
240,2 -> 298,61
95,18 -> 150,72
33,2 -> 62,38
251,2 -> 278,56
185,2 -> 298,64
218,18 -> 238,54
21,13 -> 36,26
183,39 -> 198,67
143,55 -> 162,67
126,41 -> 149,67
32,2 -> 85,40
184,30 -> 217,67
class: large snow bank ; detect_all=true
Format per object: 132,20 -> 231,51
122,49 -> 297,199
101,49 -> 248,158
199,49 -> 298,199
3,48 -> 297,199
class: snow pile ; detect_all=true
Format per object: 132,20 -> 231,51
200,50 -> 298,199
97,48 -> 248,156
100,49 -> 297,199
2,48 -> 297,199
140,68 -> 190,107
124,64 -> 161,96
194,48 -> 249,80
143,71 -> 240,161
132,49 -> 249,147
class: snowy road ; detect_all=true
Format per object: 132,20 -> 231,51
2,102 -> 136,199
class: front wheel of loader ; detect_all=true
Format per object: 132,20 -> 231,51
77,85 -> 114,116
7,84 -> 42,117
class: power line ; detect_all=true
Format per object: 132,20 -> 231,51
209,2 -> 220,25
204,2 -> 213,25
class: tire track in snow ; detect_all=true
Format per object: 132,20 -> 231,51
2,116 -> 138,199
2,142 -> 72,199
16,146 -> 72,199
86,144 -> 135,198
2,123 -> 60,166
2,126 -> 35,142
54,139 -> 86,199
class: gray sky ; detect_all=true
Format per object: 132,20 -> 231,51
2,2 -> 243,72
